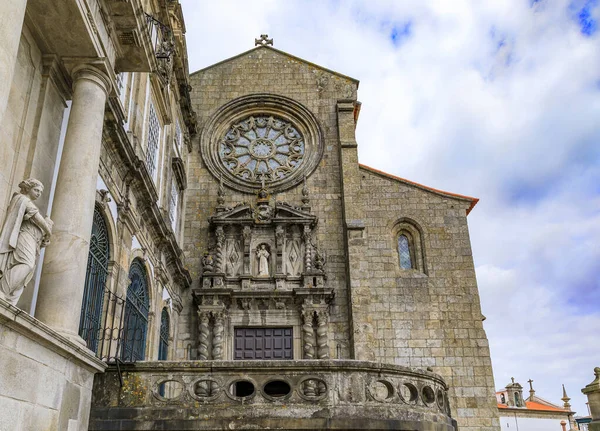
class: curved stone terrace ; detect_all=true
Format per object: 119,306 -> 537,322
90,360 -> 458,430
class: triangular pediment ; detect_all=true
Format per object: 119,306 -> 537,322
191,45 -> 359,85
274,202 -> 316,223
209,201 -> 316,225
210,204 -> 253,222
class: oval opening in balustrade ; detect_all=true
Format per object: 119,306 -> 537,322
300,378 -> 327,398
156,380 -> 184,400
422,385 -> 436,405
229,380 -> 255,398
399,382 -> 419,404
436,388 -> 445,410
194,380 -> 219,398
263,380 -> 292,398
370,380 -> 395,402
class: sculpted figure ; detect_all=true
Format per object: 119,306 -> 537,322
0,179 -> 53,306
256,244 -> 270,277
201,252 -> 214,273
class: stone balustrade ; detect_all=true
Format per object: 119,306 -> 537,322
90,360 -> 457,430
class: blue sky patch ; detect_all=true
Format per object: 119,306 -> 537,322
390,22 -> 412,46
570,0 -> 598,36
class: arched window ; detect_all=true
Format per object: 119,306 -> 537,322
397,234 -> 413,269
393,219 -> 426,273
121,258 -> 150,362
79,204 -> 110,352
158,307 -> 170,360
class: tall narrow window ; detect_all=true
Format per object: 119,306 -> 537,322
121,258 -> 150,362
393,219 -> 426,273
174,119 -> 182,152
158,308 -> 170,360
79,204 -> 110,352
146,102 -> 160,178
398,234 -> 412,269
169,181 -> 179,229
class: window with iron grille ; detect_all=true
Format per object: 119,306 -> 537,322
174,119 -> 182,152
145,102 -> 160,178
158,308 -> 170,360
169,181 -> 179,228
121,258 -> 149,362
79,204 -> 110,353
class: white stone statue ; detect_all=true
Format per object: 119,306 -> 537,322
0,179 -> 53,306
256,244 -> 270,277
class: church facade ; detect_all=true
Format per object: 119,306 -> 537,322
0,1 -> 499,430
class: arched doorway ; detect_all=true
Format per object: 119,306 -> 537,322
79,204 -> 110,352
121,258 -> 150,362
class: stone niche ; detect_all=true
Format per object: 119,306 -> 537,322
193,188 -> 333,361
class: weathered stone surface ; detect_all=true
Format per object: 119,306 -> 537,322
90,360 -> 457,431
0,298 -> 105,431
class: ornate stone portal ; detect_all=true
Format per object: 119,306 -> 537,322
193,184 -> 333,360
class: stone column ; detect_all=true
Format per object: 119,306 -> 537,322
197,311 -> 211,360
211,311 -> 225,360
36,65 -> 111,343
582,367 -> 600,431
0,0 -> 28,124
316,310 -> 329,359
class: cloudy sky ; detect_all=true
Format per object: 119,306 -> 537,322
179,0 -> 600,413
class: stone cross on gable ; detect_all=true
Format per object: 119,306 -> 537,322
255,34 -> 273,46
527,379 -> 534,390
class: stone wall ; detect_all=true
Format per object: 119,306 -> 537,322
184,47 -> 359,360
0,299 -> 105,431
357,166 -> 499,430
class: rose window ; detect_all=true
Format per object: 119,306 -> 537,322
219,115 -> 305,183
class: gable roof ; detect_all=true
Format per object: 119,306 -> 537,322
190,45 -> 359,84
359,164 -> 479,215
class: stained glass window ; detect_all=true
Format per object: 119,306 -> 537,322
398,234 -> 412,269
219,115 -> 305,184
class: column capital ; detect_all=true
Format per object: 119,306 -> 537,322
71,64 -> 112,97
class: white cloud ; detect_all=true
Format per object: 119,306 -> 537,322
180,0 -> 600,413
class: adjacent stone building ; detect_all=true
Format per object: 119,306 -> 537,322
0,1 -> 500,429
496,378 -> 577,430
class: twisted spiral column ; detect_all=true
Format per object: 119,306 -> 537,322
302,309 -> 315,360
316,310 -> 330,359
215,226 -> 225,273
197,311 -> 211,360
303,226 -> 312,273
212,312 -> 225,360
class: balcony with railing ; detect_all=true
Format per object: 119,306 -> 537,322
90,360 -> 457,431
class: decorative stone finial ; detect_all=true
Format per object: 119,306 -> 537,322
216,175 -> 226,211
0,178 -> 53,306
528,379 -> 535,399
511,377 -> 515,384
561,384 -> 571,410
301,175 -> 311,211
255,34 -> 273,46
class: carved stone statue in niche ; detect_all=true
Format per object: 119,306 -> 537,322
256,244 -> 270,277
0,179 -> 53,306
202,252 -> 214,272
